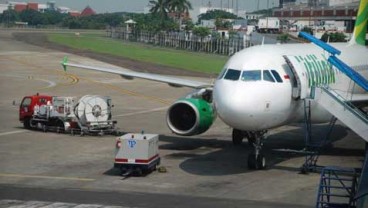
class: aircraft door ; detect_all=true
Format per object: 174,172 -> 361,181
283,55 -> 309,100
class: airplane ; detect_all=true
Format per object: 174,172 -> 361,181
61,0 -> 368,170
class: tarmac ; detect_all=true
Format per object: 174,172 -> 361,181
0,29 -> 365,208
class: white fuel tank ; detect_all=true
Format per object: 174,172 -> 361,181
75,95 -> 112,126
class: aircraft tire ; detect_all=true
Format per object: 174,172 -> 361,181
232,129 -> 244,145
248,153 -> 266,170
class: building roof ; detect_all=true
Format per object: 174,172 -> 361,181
81,5 -> 96,16
125,19 -> 136,24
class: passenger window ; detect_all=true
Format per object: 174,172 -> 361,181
224,69 -> 241,81
271,70 -> 283,83
263,70 -> 275,82
21,98 -> 32,107
241,70 -> 261,81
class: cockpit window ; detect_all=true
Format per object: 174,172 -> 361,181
224,69 -> 241,81
271,70 -> 283,83
241,70 -> 261,81
217,68 -> 227,80
263,70 -> 275,82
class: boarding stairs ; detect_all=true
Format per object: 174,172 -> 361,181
299,75 -> 368,173
316,166 -> 361,208
295,32 -> 368,207
315,86 -> 368,142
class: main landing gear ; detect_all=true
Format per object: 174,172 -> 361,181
232,129 -> 267,170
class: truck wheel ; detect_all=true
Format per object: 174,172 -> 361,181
56,120 -> 64,133
135,168 -> 143,176
23,118 -> 31,129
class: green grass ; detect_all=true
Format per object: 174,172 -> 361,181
47,33 -> 228,74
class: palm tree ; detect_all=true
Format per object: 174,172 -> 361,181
149,0 -> 169,28
167,0 -> 192,30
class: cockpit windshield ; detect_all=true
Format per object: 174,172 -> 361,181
263,70 -> 275,82
224,69 -> 241,81
220,69 -> 284,83
241,70 -> 261,81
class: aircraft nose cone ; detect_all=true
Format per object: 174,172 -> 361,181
213,81 -> 246,128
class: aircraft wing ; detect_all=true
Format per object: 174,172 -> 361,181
61,57 -> 213,89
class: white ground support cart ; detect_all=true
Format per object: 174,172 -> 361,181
114,133 -> 160,176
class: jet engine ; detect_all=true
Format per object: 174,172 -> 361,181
166,98 -> 216,136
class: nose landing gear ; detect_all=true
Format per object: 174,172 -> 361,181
232,129 -> 256,146
232,129 -> 267,170
247,133 -> 266,170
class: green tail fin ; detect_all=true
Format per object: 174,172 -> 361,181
351,0 -> 368,45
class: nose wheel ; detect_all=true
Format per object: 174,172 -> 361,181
232,129 -> 267,169
247,131 -> 267,170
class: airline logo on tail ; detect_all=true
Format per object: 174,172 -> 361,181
352,0 -> 368,45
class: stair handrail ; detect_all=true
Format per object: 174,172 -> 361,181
318,86 -> 368,124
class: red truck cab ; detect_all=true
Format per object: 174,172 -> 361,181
19,94 -> 52,128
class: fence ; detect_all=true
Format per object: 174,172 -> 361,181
106,28 -> 252,56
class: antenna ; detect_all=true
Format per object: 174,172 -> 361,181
236,0 -> 238,15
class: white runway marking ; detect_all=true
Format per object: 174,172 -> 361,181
0,74 -> 57,88
0,130 -> 28,137
36,78 -> 57,88
115,107 -> 168,118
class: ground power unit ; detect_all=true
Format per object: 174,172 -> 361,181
114,133 -> 160,176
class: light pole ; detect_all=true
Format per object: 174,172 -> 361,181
266,0 -> 270,32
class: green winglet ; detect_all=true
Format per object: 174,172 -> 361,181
61,56 -> 68,72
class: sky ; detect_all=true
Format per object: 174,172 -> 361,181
1,0 -> 279,14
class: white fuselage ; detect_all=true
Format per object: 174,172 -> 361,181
213,43 -> 368,131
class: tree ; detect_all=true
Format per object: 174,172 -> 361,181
0,9 -> 20,26
321,32 -> 347,42
149,0 -> 169,28
215,18 -> 233,30
193,26 -> 211,51
43,11 -> 67,25
168,0 -> 192,30
19,9 -> 47,26
103,13 -> 122,27
301,26 -> 313,35
182,19 -> 194,32
132,12 -> 176,33
192,26 -> 210,38
228,30 -> 239,39
277,33 -> 290,43
198,10 -> 242,24
62,16 -> 81,29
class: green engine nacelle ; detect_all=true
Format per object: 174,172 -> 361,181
166,98 -> 216,136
